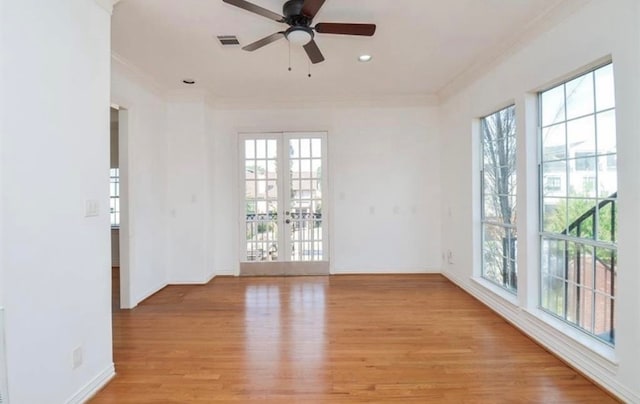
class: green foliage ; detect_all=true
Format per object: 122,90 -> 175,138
545,199 -> 617,242
545,198 -> 617,263
246,202 -> 256,214
257,223 -> 275,234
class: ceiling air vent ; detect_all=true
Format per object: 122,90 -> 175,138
217,35 -> 240,46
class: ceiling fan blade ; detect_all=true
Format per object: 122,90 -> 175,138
301,0 -> 326,19
222,0 -> 285,23
315,23 -> 376,36
303,39 -> 325,64
242,32 -> 285,51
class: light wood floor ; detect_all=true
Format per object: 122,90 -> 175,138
92,274 -> 616,403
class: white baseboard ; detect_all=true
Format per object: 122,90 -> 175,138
131,281 -> 168,308
65,364 -> 115,404
214,268 -> 238,276
330,267 -> 440,275
442,271 -> 639,403
169,272 -> 217,285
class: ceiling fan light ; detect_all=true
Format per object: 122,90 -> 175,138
286,28 -> 313,45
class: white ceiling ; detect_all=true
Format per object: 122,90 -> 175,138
112,0 -> 569,101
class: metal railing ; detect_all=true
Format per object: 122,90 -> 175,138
559,192 -> 616,342
245,212 -> 323,262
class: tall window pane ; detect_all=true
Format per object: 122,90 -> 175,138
539,63 -> 616,344
481,105 -> 517,292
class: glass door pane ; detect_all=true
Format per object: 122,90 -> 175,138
244,137 -> 280,261
241,132 -> 327,264
286,135 -> 325,261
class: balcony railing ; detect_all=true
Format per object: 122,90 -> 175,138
245,211 -> 323,262
558,192 -> 616,343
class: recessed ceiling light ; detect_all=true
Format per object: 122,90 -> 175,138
358,54 -> 372,63
182,79 -> 196,85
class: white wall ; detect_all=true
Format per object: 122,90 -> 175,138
0,0 -> 5,311
110,109 -> 120,267
439,1 -> 640,401
206,103 -> 220,279
110,108 -> 119,168
111,60 -> 168,307
208,107 -> 236,276
111,229 -> 120,267
206,104 -> 442,275
166,95 -> 213,283
1,0 -> 114,402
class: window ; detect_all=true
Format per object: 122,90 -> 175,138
582,176 -> 595,194
539,63 -> 616,344
481,105 -> 517,292
574,152 -> 596,172
545,176 -> 562,192
110,168 -> 120,227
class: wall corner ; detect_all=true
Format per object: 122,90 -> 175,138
92,0 -> 117,14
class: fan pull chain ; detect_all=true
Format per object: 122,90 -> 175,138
308,59 -> 311,78
288,41 -> 292,72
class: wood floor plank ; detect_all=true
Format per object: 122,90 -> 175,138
92,274 -> 617,403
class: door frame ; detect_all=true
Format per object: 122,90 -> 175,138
237,131 -> 330,274
117,106 -> 132,308
110,102 -> 132,309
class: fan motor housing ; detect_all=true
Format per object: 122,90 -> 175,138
285,26 -> 314,45
283,0 -> 311,26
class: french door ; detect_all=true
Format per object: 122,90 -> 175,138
240,132 -> 329,274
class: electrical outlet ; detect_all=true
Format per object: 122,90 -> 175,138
72,346 -> 83,369
447,250 -> 455,264
85,200 -> 99,217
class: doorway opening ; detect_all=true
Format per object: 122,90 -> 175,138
110,105 -> 131,309
110,107 -> 120,310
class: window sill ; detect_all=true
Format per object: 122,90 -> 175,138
471,276 -> 519,307
469,276 -> 617,368
522,307 -> 618,366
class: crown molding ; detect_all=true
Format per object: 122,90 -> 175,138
207,93 -> 439,110
166,89 -> 210,104
110,51 -> 435,110
111,51 -> 168,99
93,0 -> 118,14
437,0 -> 591,102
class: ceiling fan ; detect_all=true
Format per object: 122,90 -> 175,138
222,0 -> 376,64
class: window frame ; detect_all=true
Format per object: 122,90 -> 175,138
537,62 -> 617,346
480,104 -> 518,294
